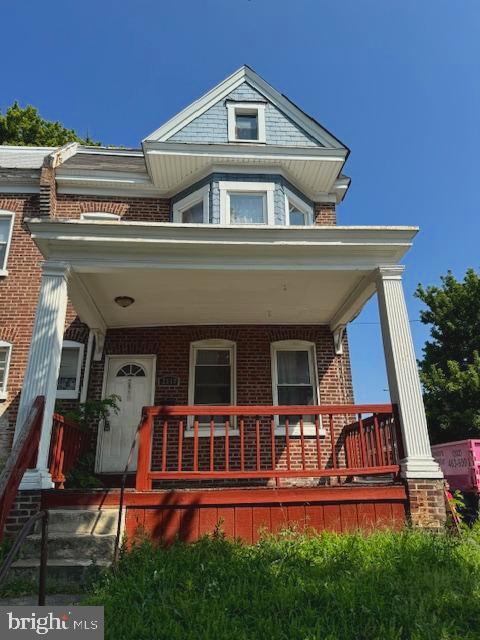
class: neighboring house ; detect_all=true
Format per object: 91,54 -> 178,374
0,66 -> 444,543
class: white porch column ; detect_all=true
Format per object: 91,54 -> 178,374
15,261 -> 70,489
375,266 -> 442,479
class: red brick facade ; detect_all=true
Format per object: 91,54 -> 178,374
0,194 -> 43,460
55,194 -> 170,222
315,203 -> 336,225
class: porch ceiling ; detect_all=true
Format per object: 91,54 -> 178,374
79,268 -> 370,327
27,218 -> 418,331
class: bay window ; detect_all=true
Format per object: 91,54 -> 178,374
285,189 -> 313,226
219,181 -> 275,225
173,185 -> 210,224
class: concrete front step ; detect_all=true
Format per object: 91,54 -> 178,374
18,533 -> 116,561
35,508 -> 119,535
7,508 -> 122,586
9,559 -> 110,585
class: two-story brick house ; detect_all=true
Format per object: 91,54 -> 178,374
0,67 -> 445,548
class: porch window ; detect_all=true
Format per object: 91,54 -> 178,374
219,181 -> 275,225
188,339 -> 236,435
172,185 -> 210,224
271,340 -> 320,435
0,341 -> 12,399
56,340 -> 85,399
285,189 -> 313,226
0,211 -> 14,275
227,102 -> 266,143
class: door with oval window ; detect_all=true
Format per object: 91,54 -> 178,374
96,355 -> 155,473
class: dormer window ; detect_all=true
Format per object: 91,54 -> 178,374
285,189 -> 313,226
172,185 -> 210,224
227,102 -> 266,143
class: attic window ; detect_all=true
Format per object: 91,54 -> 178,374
227,103 -> 266,143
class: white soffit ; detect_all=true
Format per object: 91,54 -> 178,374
144,143 -> 347,199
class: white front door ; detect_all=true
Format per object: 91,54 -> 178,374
96,355 -> 155,473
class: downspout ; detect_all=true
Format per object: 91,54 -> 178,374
80,330 -> 94,404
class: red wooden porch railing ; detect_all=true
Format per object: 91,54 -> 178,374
136,404 -> 401,491
344,413 -> 398,469
48,413 -> 89,489
0,396 -> 44,540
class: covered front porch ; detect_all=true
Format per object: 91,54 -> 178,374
15,219 -> 442,504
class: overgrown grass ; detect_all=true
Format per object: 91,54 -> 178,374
84,526 -> 480,640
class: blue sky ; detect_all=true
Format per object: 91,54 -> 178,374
2,1 -> 478,403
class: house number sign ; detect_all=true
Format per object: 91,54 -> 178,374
158,375 -> 180,387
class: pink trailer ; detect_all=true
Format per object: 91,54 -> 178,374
431,439 -> 480,493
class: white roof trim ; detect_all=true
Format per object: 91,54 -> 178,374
143,66 -> 347,150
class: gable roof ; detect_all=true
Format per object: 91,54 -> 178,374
143,65 -> 348,151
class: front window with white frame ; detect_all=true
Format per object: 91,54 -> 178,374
56,340 -> 85,399
227,102 -> 266,143
285,189 -> 313,226
188,339 -> 236,434
172,185 -> 210,224
271,340 -> 321,435
0,211 -> 15,275
219,181 -> 275,225
0,341 -> 12,399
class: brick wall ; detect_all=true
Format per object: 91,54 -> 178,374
86,324 -> 353,485
405,479 -> 447,529
4,490 -> 41,534
55,194 -> 170,222
0,195 -> 43,461
315,203 -> 336,225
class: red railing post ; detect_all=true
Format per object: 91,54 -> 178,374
136,411 -> 153,491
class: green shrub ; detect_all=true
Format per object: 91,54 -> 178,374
84,527 -> 480,640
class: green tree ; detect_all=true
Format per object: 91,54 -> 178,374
0,101 -> 99,146
415,268 -> 480,443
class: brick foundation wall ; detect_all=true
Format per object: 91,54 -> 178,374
4,490 -> 41,534
405,479 -> 446,529
314,203 -> 336,225
55,194 -> 170,222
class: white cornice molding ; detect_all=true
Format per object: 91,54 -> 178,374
143,66 -> 346,149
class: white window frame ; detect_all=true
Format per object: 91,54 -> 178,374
56,340 -> 85,399
227,102 -> 266,143
172,185 -> 210,224
0,211 -> 15,276
270,340 -> 323,436
219,181 -> 275,226
0,340 -> 12,400
80,212 -> 121,221
186,339 -> 237,436
284,189 -> 314,226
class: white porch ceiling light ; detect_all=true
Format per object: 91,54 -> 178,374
114,295 -> 135,308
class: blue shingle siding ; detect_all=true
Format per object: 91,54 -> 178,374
171,172 -> 312,225
169,82 -> 322,147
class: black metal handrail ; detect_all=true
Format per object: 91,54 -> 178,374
113,416 -> 145,566
0,510 -> 48,605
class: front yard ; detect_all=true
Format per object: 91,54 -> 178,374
85,526 -> 480,640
